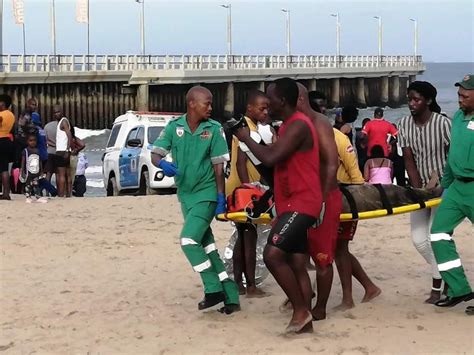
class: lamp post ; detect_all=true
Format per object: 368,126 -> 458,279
135,0 -> 145,56
220,4 -> 232,57
51,0 -> 57,56
281,8 -> 291,57
0,0 -> 3,58
330,13 -> 340,61
410,18 -> 418,58
373,16 -> 382,58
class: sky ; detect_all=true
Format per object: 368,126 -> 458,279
1,0 -> 473,62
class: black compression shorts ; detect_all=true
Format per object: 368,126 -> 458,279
267,211 -> 316,254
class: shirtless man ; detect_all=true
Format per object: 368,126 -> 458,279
234,78 -> 323,333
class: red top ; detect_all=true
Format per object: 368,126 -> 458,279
362,118 -> 398,157
274,111 -> 323,218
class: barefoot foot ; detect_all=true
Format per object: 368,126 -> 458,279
246,286 -> 268,298
285,311 -> 313,334
333,301 -> 355,311
237,283 -> 246,295
311,307 -> 326,321
279,298 -> 293,313
361,287 -> 382,303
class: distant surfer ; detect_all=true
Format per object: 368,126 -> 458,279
430,74 -> 474,313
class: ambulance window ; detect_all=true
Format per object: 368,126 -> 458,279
148,126 -> 164,144
136,127 -> 145,144
125,127 -> 139,147
106,124 -> 122,148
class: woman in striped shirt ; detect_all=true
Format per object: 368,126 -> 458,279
398,81 -> 451,304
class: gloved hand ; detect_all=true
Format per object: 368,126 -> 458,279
158,160 -> 179,177
215,192 -> 227,216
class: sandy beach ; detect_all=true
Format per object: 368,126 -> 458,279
1,195 -> 473,354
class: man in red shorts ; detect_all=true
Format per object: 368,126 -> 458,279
296,83 -> 341,320
235,78 -> 323,334
362,107 -> 398,157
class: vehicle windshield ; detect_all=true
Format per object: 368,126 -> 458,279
148,126 -> 164,145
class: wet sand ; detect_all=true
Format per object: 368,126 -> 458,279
1,195 -> 473,354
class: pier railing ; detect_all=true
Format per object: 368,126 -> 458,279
0,54 -> 423,73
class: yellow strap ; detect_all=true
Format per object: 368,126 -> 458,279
217,198 -> 442,224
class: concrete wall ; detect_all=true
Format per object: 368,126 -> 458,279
1,75 -> 413,129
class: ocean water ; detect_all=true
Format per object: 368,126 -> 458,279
82,62 -> 474,197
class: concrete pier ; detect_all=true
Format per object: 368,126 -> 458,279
390,76 -> 401,107
0,54 -> 425,128
356,78 -> 367,108
331,78 -> 340,107
381,76 -> 389,105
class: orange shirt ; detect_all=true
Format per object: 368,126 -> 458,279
0,110 -> 15,138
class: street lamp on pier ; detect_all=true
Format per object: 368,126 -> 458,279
373,16 -> 382,58
410,18 -> 418,58
330,13 -> 341,59
220,4 -> 232,57
135,0 -> 145,56
281,8 -> 291,57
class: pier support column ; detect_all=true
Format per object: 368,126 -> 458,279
381,76 -> 389,105
356,78 -> 367,108
409,75 -> 416,84
331,78 -> 340,107
390,76 -> 400,107
258,81 -> 265,92
136,84 -> 149,111
308,79 -> 317,92
224,82 -> 235,117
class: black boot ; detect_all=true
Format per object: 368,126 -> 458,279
218,304 -> 241,315
434,292 -> 474,307
198,292 -> 225,310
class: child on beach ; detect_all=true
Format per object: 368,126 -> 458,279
20,133 -> 48,203
363,145 -> 393,184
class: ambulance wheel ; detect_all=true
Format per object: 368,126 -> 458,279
139,170 -> 157,195
107,176 -> 119,196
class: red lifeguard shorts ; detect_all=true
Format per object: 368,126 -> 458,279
308,189 -> 342,268
338,220 -> 358,240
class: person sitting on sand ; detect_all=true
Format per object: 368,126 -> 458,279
225,90 -> 272,298
363,145 -> 393,185
151,86 -> 240,314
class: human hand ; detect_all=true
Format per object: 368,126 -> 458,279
158,160 -> 179,177
312,202 -> 326,228
215,192 -> 227,216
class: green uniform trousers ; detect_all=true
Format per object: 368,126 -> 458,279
430,180 -> 474,297
180,201 -> 239,305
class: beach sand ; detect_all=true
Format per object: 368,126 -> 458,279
1,195 -> 473,354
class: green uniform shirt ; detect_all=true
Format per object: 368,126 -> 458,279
441,109 -> 474,188
152,114 -> 229,204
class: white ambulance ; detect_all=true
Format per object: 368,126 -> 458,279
102,111 -> 181,196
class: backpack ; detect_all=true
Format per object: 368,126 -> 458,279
226,183 -> 272,213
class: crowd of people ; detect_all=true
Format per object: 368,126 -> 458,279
0,96 -> 89,202
150,74 -> 473,334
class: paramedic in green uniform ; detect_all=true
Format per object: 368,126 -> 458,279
430,75 -> 474,313
151,86 -> 240,314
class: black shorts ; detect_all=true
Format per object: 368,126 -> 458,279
55,152 -> 70,168
0,138 -> 14,173
267,211 -> 316,254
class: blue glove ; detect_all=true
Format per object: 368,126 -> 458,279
215,192 -> 227,216
158,160 -> 179,177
